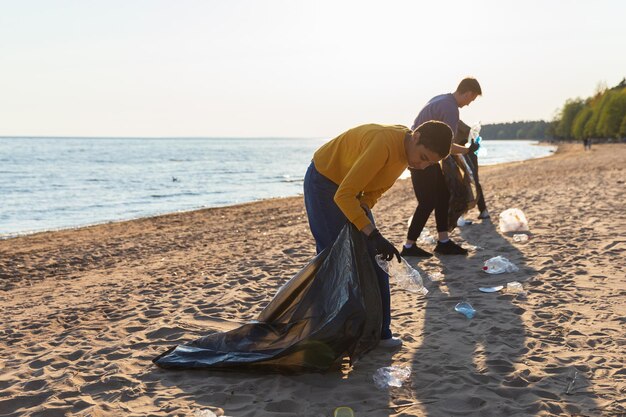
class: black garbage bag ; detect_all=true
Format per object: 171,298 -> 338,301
442,154 -> 477,231
153,223 -> 382,372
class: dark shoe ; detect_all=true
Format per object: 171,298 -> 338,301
400,245 -> 432,258
478,210 -> 490,219
434,240 -> 468,255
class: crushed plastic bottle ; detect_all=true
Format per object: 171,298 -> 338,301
457,216 -> 473,227
483,256 -> 519,274
454,301 -> 476,318
499,208 -> 529,233
376,256 -> 428,295
513,234 -> 529,243
474,135 -> 483,156
373,366 -> 412,389
470,123 -> 486,157
417,228 -> 437,245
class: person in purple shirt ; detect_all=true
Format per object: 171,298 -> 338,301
401,78 -> 482,257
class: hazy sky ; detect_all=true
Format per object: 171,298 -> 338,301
1,1 -> 624,137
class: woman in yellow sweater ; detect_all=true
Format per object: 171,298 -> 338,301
304,121 -> 453,348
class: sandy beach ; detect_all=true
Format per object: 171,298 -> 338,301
1,143 -> 624,417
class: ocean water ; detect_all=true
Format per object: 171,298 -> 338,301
0,137 -> 554,237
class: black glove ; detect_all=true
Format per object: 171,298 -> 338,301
368,229 -> 401,262
467,139 -> 479,154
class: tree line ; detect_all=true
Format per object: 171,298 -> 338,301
480,78 -> 626,140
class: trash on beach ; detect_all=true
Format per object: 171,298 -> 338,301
427,272 -> 443,282
457,216 -> 473,227
333,406 -> 355,417
506,281 -> 524,293
418,228 -> 437,245
513,233 -> 529,243
463,243 -> 482,251
373,366 -> 412,389
499,208 -> 529,233
483,256 -> 519,274
565,370 -> 579,395
454,301 -> 476,319
376,256 -> 428,296
479,285 -> 504,293
193,410 -> 217,417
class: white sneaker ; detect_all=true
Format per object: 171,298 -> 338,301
378,336 -> 403,349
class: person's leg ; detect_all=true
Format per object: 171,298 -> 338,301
303,163 -> 348,253
469,154 -> 488,215
433,164 -> 450,240
403,167 -> 439,257
304,163 -> 393,340
433,162 -> 468,255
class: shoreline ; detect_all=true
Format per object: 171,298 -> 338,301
1,142 -> 557,241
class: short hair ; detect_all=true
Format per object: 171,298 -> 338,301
456,120 -> 471,145
415,120 -> 453,158
456,77 -> 482,95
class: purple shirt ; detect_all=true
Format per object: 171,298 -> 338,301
411,93 -> 459,135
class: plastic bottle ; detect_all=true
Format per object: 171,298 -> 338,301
373,366 -> 412,389
454,301 -> 476,319
376,256 -> 428,295
474,135 -> 483,156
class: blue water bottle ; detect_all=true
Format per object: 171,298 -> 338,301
474,135 -> 482,156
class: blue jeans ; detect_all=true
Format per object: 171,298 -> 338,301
303,162 -> 392,339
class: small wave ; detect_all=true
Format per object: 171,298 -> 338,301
150,192 -> 201,199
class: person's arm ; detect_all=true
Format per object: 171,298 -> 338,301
451,143 -> 469,155
359,187 -> 387,212
333,139 -> 389,232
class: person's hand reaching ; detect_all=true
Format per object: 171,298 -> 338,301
467,139 -> 479,154
368,229 -> 401,262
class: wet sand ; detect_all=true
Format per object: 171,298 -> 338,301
1,143 -> 624,416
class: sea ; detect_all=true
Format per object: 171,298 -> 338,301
0,137 -> 555,237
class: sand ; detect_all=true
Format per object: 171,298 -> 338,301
1,143 -> 624,417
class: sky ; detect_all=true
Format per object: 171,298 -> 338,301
0,0 -> 624,138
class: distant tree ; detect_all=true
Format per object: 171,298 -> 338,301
597,89 -> 626,138
619,114 -> 626,138
571,106 -> 593,139
584,92 -> 613,138
555,99 -> 584,138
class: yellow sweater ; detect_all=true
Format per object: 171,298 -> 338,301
313,124 -> 410,230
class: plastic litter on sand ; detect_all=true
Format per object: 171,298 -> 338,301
479,285 -> 504,293
373,366 -> 412,389
376,256 -> 428,295
513,234 -> 529,243
506,281 -> 524,293
428,272 -> 443,282
454,301 -> 476,319
334,407 -> 355,417
499,208 -> 529,233
483,256 -> 519,274
416,227 -> 437,245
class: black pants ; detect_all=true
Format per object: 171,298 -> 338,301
407,163 -> 449,241
467,154 -> 487,213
